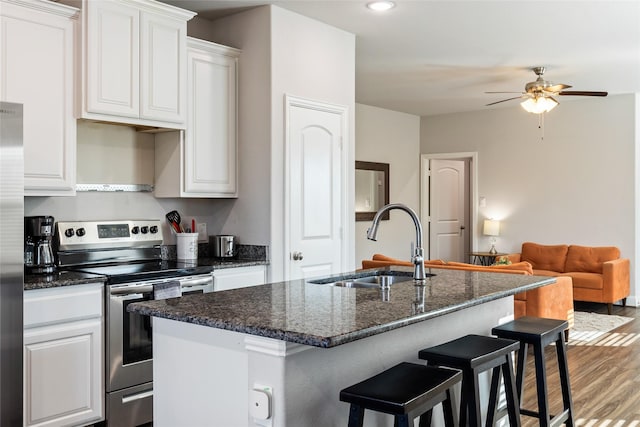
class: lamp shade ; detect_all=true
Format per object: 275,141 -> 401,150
520,96 -> 558,114
483,219 -> 500,237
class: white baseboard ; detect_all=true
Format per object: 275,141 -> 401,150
620,295 -> 640,307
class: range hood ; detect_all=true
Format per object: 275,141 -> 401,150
77,121 -> 155,192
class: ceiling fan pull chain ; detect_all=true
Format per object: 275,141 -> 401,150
538,112 -> 545,141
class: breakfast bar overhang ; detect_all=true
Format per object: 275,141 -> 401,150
129,267 -> 555,427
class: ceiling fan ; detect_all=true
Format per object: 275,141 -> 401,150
486,66 -> 608,114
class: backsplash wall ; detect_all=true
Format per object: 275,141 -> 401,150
24,192 -> 236,245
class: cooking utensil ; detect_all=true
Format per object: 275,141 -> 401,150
166,211 -> 183,233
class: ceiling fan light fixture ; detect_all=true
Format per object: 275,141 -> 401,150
366,1 -> 395,12
520,96 -> 558,114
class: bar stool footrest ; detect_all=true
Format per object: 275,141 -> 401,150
520,405 -> 571,426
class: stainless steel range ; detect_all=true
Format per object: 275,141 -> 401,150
55,220 -> 214,427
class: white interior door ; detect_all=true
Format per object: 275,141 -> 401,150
286,97 -> 346,280
429,159 -> 466,261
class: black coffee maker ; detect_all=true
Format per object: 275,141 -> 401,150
24,216 -> 56,274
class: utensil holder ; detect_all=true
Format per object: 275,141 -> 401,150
176,233 -> 199,261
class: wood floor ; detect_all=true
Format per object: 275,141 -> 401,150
519,302 -> 640,426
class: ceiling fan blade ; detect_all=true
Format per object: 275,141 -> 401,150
558,91 -> 608,97
485,96 -> 524,106
543,84 -> 572,93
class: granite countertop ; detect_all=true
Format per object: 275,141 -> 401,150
198,258 -> 269,269
24,271 -> 107,291
24,259 -> 268,290
128,266 -> 556,348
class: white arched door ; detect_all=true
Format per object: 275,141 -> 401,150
422,155 -> 475,262
285,96 -> 347,280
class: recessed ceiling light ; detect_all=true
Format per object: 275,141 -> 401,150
366,1 -> 395,12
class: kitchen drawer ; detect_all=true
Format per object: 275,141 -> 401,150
24,282 -> 103,329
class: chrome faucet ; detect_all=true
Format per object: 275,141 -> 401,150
366,203 -> 426,281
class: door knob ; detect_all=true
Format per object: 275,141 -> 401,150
292,251 -> 304,261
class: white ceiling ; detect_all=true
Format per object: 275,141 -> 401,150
165,0 -> 640,116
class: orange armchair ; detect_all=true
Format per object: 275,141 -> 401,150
509,242 -> 630,314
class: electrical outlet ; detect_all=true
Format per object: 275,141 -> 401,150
251,384 -> 273,426
196,223 -> 207,242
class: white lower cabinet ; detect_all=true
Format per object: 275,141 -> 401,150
23,283 -> 104,427
213,265 -> 267,292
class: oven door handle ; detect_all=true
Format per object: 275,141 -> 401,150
110,285 -> 154,296
181,276 -> 213,288
122,388 -> 154,404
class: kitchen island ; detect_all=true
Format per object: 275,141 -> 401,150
129,267 -> 555,427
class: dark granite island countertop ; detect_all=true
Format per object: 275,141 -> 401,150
128,266 -> 555,348
131,266 -> 556,427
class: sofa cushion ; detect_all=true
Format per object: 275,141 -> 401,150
560,272 -> 604,290
521,242 -> 569,272
564,245 -> 620,274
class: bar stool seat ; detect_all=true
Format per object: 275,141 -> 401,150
418,334 -> 521,427
492,317 -> 574,427
339,362 -> 462,427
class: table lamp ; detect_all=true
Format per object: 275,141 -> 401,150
483,219 -> 500,254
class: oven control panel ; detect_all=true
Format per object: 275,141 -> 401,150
56,220 -> 164,250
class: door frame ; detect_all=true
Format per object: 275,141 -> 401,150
283,94 -> 350,281
420,152 -> 478,260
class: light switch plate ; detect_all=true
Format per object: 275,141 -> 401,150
196,223 -> 207,242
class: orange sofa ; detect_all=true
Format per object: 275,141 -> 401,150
508,242 -> 630,314
362,254 -> 575,329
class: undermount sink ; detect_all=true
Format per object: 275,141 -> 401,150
308,270 -> 431,288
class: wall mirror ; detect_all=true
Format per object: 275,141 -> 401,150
355,161 -> 389,221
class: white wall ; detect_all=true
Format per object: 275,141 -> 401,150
421,94 -> 638,304
207,6 -> 355,281
270,7 -> 356,278
355,104 -> 420,265
202,7 -> 273,249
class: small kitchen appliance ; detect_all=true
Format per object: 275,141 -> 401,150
55,219 -> 214,427
213,234 -> 236,258
24,215 -> 56,274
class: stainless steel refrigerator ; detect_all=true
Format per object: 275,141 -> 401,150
0,101 -> 24,425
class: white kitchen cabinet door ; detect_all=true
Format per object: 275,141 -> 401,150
155,38 -> 239,198
214,266 -> 267,292
85,0 -> 140,118
0,1 -> 78,196
81,0 -> 194,128
140,11 -> 187,124
23,282 -> 104,427
24,319 -> 102,427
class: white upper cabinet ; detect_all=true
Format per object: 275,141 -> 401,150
155,38 -> 239,198
0,0 -> 78,196
81,0 -> 195,128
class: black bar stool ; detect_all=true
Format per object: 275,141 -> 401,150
491,317 -> 574,427
418,334 -> 521,427
339,362 -> 462,427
